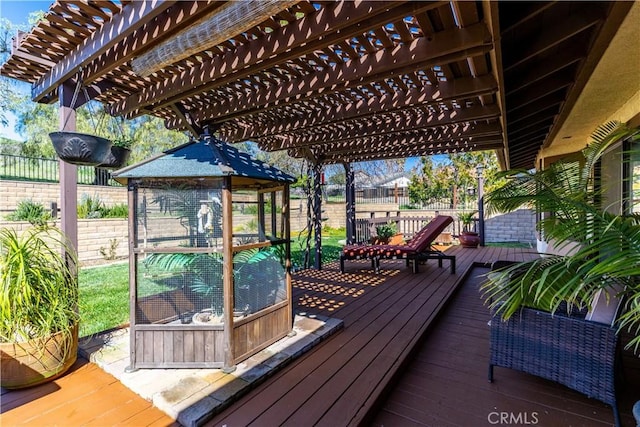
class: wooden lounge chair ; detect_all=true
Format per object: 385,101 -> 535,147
340,215 -> 455,274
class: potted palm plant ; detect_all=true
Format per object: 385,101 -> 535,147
0,226 -> 80,388
374,221 -> 398,244
458,211 -> 480,248
482,121 -> 640,350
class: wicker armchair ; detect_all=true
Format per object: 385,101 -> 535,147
488,262 -> 622,427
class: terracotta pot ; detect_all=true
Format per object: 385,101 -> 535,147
459,231 -> 480,248
98,146 -> 131,169
0,324 -> 78,389
49,131 -> 112,166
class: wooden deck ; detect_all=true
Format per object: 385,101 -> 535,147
0,358 -> 177,426
4,245 -> 636,427
372,265 -> 640,427
206,245 -> 538,426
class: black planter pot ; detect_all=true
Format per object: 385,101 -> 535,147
49,132 -> 112,166
98,146 -> 131,169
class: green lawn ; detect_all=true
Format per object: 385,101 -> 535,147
486,242 -> 532,248
79,263 -> 130,336
78,232 -> 346,337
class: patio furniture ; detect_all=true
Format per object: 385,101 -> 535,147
340,215 -> 455,274
488,261 -> 624,427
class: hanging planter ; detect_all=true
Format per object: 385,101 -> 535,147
98,145 -> 132,169
49,131 -> 112,166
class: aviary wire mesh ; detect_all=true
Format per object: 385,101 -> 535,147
135,180 -> 223,249
233,247 -> 286,315
136,252 -> 224,325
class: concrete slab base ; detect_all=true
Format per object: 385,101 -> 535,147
79,314 -> 343,427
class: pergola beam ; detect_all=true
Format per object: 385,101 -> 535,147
31,0 -> 175,103
314,141 -> 505,164
130,0 -> 299,77
259,109 -> 502,151
80,1 -> 225,89
111,1 -> 444,117
187,23 -> 492,125
215,75 -> 498,142
305,127 -> 503,158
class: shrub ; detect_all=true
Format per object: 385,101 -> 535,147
78,195 -> 128,219
6,200 -> 50,225
78,194 -> 104,219
375,221 -> 397,239
102,203 -> 128,218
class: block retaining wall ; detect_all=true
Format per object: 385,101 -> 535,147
0,180 -> 127,216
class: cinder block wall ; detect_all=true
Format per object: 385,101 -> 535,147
0,219 -> 129,263
1,180 -> 537,262
484,209 -> 536,244
0,180 -> 127,217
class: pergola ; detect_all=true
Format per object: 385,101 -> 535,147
1,0 -> 637,268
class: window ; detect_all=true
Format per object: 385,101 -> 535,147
624,139 -> 640,214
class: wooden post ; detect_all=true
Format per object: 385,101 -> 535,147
222,177 -> 235,372
478,167 -> 485,247
58,82 -> 78,258
257,192 -> 266,241
270,191 -> 277,238
313,162 -> 322,270
344,162 -> 356,245
283,184 -> 293,329
126,182 -> 138,372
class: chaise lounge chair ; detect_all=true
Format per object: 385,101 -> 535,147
340,215 -> 455,274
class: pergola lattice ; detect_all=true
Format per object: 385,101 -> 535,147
2,0 -> 635,269
3,1 -> 631,169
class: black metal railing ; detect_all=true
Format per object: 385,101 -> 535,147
0,154 -> 120,186
324,184 -> 477,209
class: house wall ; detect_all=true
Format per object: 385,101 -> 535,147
600,143 -> 624,215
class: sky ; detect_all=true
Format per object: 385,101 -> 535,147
0,0 -> 50,24
0,0 -> 52,141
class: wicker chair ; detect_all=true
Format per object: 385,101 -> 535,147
488,261 -> 623,427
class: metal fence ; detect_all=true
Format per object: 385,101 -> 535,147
0,154 -> 120,186
324,184 -> 476,210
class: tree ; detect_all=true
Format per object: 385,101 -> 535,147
1,12 -> 45,128
408,150 -> 501,208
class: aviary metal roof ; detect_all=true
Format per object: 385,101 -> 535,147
112,139 -> 296,184
0,1 -> 634,169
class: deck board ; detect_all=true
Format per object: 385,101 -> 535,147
371,264 -> 640,427
207,245 -> 534,426
5,245 -> 632,427
0,356 -> 175,426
